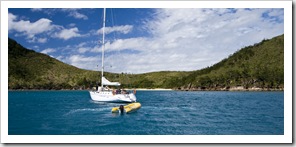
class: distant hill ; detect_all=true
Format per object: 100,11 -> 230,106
8,34 -> 284,90
8,38 -> 188,90
176,34 -> 284,90
9,38 -> 94,89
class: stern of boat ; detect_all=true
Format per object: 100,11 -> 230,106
129,93 -> 137,102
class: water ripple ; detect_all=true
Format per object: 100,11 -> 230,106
64,107 -> 110,116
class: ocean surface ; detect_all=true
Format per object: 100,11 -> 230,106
8,90 -> 284,135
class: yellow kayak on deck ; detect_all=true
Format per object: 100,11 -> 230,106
111,102 -> 141,113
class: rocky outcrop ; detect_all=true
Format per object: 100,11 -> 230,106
176,86 -> 283,91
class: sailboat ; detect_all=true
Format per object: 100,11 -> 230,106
89,8 -> 137,103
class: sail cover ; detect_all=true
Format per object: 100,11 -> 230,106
102,77 -> 121,86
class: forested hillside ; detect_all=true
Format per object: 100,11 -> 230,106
176,34 -> 284,90
9,38 -> 94,89
8,34 -> 284,90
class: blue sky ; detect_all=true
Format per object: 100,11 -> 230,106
8,8 -> 284,73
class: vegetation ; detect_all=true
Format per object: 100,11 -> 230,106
8,34 -> 284,90
177,34 -> 284,90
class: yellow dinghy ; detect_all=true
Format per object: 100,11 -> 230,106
111,102 -> 141,113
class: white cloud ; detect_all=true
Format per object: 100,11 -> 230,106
30,8 -> 89,20
53,27 -> 82,40
56,55 -> 64,61
61,8 -> 88,20
68,11 -> 88,20
90,8 -> 284,73
8,13 -> 17,28
90,37 -> 148,53
97,25 -> 133,35
19,8 -> 283,74
33,45 -> 39,49
65,55 -> 98,70
78,47 -> 89,53
38,38 -> 47,43
8,13 -> 53,38
31,8 -> 42,12
9,12 -> 86,43
26,36 -> 48,43
41,48 -> 56,54
68,23 -> 76,27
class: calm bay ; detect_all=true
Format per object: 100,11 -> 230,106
8,90 -> 283,135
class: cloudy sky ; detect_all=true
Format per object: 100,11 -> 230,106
8,8 -> 284,74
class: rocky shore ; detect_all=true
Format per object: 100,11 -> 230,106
9,86 -> 283,91
176,86 -> 284,91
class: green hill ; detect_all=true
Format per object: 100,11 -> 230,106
177,34 -> 284,90
9,38 -> 94,89
8,34 -> 284,90
8,38 -> 188,90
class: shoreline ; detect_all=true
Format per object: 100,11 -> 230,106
127,88 -> 173,91
176,89 -> 284,91
8,88 -> 284,91
8,88 -> 174,91
176,86 -> 284,91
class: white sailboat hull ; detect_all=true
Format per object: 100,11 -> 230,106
89,91 -> 136,103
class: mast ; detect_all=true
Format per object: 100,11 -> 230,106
101,8 -> 106,89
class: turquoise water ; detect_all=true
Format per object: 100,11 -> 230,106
8,90 -> 284,135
